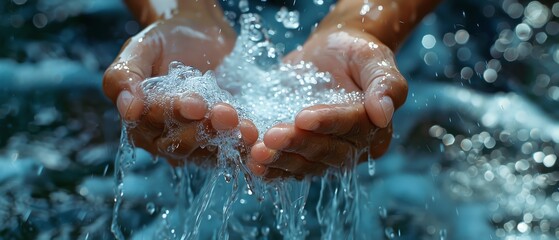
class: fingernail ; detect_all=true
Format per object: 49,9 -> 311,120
180,96 -> 207,120
265,127 -> 290,149
240,120 -> 259,143
379,96 -> 394,128
116,90 -> 133,119
297,110 -> 319,131
211,104 -> 239,130
249,163 -> 267,176
250,142 -> 276,164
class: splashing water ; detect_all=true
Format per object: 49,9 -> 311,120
111,14 -> 366,239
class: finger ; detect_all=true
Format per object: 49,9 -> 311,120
363,67 -> 407,128
128,125 -> 160,155
166,147 -> 214,167
295,104 -> 370,139
246,161 -> 267,176
349,41 -> 408,128
263,124 -> 355,167
103,25 -> 162,120
250,141 -> 277,165
239,119 -> 259,145
369,123 -> 393,159
143,93 -> 206,129
267,152 -> 328,176
155,121 -> 209,158
116,89 -> 145,122
263,168 -> 290,180
210,103 -> 239,130
173,93 -> 208,120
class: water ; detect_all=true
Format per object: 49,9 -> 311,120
1,0 -> 559,239
112,13 -> 366,239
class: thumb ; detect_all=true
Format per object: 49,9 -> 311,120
349,42 -> 408,128
103,24 -> 162,121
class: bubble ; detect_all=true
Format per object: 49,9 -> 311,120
33,13 -> 48,28
514,159 -> 530,172
422,34 -> 437,49
360,3 -> 372,16
553,49 -> 559,64
275,7 -> 300,29
483,69 -> 498,83
423,52 -> 439,65
533,151 -> 545,163
455,29 -> 470,45
484,171 -> 495,181
460,67 -> 474,80
460,139 -> 473,151
517,222 -> 529,233
487,59 -> 502,71
238,0 -> 249,13
553,3 -> 559,17
515,23 -> 532,41
443,32 -> 456,47
535,32 -> 547,44
442,134 -> 455,146
506,3 -> 524,19
429,125 -> 446,138
503,48 -> 519,62
524,1 -> 550,28
543,154 -> 556,167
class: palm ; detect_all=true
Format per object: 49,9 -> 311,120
103,14 -> 258,164
248,29 -> 406,178
143,15 -> 236,76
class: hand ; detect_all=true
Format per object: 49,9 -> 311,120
103,9 -> 258,165
248,27 -> 408,179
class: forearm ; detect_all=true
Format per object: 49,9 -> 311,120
124,0 -> 224,26
317,0 -> 442,50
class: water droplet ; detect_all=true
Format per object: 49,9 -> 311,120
238,0 -> 249,12
313,0 -> 324,5
146,202 -> 156,215
385,227 -> 395,239
439,229 -> 447,240
367,154 -> 376,176
275,7 -> 300,29
379,206 -> 387,219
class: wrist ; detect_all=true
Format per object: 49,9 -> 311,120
315,0 -> 441,51
177,0 -> 224,19
125,0 -> 226,26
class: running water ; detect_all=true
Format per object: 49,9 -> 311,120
111,14 -> 366,239
1,0 -> 559,239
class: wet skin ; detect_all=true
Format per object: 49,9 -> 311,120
104,0 -> 441,178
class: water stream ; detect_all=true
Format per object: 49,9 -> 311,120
1,0 -> 559,239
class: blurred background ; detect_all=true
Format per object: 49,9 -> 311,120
1,0 -> 558,239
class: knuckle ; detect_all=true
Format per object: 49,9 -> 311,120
102,66 -> 133,102
102,63 -> 145,102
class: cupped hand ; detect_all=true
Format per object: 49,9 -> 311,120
103,10 -> 258,164
248,27 -> 408,179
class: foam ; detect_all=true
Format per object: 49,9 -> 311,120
141,14 -> 364,136
114,14 -> 365,240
